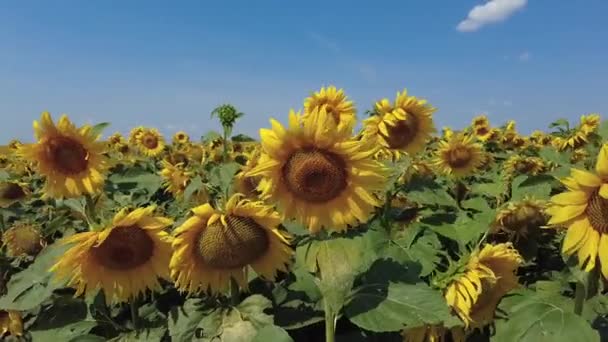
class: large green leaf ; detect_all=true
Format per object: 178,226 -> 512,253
403,177 -> 455,206
91,122 -> 111,137
30,321 -> 98,341
208,162 -> 240,195
168,299 -> 221,342
252,325 -> 294,342
344,282 -> 453,332
511,175 -> 553,201
0,243 -> 71,310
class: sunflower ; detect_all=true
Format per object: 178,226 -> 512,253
173,131 -> 190,145
571,148 -> 589,164
234,150 -> 266,198
128,126 -> 145,144
19,112 -> 108,198
401,325 -> 464,342
444,243 -> 523,328
303,86 -> 356,135
442,127 -> 454,140
471,115 -> 489,128
389,194 -> 421,226
2,222 -> 45,257
136,128 -> 165,157
472,125 -> 493,142
529,130 -> 552,147
108,132 -> 124,146
170,194 -> 293,294
398,159 -> 435,184
0,310 -> 23,337
504,155 -> 546,177
248,107 -> 389,233
50,206 -> 174,304
433,134 -> 484,178
7,139 -> 22,151
579,113 -> 601,135
159,161 -> 208,203
0,182 -> 29,208
493,198 -> 547,240
501,131 -> 528,149
477,152 -> 495,171
545,144 -> 608,278
362,89 -> 436,159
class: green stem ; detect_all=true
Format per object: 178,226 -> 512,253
130,297 -> 139,331
324,298 -> 336,342
574,281 -> 585,315
230,278 -> 240,306
222,130 -> 229,162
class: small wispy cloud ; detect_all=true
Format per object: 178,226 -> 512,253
518,51 -> 531,62
307,32 -> 341,53
457,0 -> 527,32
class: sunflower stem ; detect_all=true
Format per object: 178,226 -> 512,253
324,298 -> 336,342
574,281 -> 585,316
130,297 -> 139,331
229,278 -> 240,306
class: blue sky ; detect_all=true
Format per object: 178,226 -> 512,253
1,0 -> 607,142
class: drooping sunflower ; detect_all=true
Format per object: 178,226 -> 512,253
579,113 -> 601,135
50,206 -> 174,304
571,148 -> 589,164
159,161 -> 208,203
172,131 -> 190,145
444,243 -> 523,328
504,155 -> 546,177
493,198 -> 547,240
401,325 -> 464,342
0,310 -> 23,338
303,86 -> 356,135
362,89 -> 436,159
0,182 -> 29,208
136,128 -> 165,157
552,130 -> 588,151
529,130 -> 552,147
433,134 -> 484,178
19,112 -> 108,198
2,222 -> 45,257
170,194 -> 293,294
234,150 -> 267,198
247,107 -> 389,233
546,144 -> 608,278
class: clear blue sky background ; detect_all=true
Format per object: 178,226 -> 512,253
1,0 -> 607,142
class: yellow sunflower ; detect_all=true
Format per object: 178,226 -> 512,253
19,112 -> 108,198
136,128 -> 165,157
128,126 -> 145,144
173,131 -> 190,145
504,155 -> 546,177
493,198 -> 547,240
546,144 -> 608,278
2,222 -> 45,257
471,115 -> 489,128
472,125 -> 493,142
0,310 -> 23,337
50,206 -> 174,304
234,150 -> 267,198
529,130 -> 552,147
401,325 -> 464,342
552,130 -> 588,151
362,89 -> 436,159
7,139 -> 22,151
107,132 -> 124,146
433,134 -> 484,178
445,243 -> 523,328
442,127 -> 454,140
170,194 -> 293,294
0,182 -> 29,208
579,113 -> 601,135
159,161 -> 208,203
303,86 -> 356,135
247,107 -> 389,233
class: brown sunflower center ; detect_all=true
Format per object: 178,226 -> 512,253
586,191 -> 608,234
1,183 -> 26,200
142,134 -> 159,149
90,226 -> 155,270
197,215 -> 269,269
515,160 -> 535,173
243,175 -> 261,196
44,136 -> 89,175
446,146 -> 473,169
382,114 -> 419,149
3,225 -> 43,256
476,126 -> 489,136
281,149 -> 348,203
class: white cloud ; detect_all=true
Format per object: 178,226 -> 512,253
503,100 -> 513,106
518,51 -> 531,61
457,0 -> 527,32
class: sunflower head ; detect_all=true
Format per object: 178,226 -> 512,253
473,124 -> 494,142
504,155 -> 546,177
7,140 -> 22,151
0,182 -> 29,208
433,134 -> 484,178
444,243 -> 523,328
128,126 -> 145,144
18,112 -> 108,198
173,131 -> 190,145
493,199 -> 547,239
234,150 -> 265,198
571,148 -> 589,164
362,89 -> 436,159
0,310 -> 23,338
472,115 -> 489,128
50,206 -> 174,304
248,107 -> 389,233
108,132 -> 124,146
170,194 -> 293,295
303,86 -> 356,132
2,222 -> 45,257
579,113 -> 601,134
136,128 -> 165,157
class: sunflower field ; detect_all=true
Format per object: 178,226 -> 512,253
1,87 -> 607,342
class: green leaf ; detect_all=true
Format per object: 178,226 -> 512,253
493,302 -> 600,342
549,119 -> 570,130
0,242 -> 71,310
403,177 -> 454,206
236,295 -> 274,329
110,327 -> 167,342
461,197 -> 491,212
471,182 -> 506,198
70,335 -> 107,342
231,134 -> 257,142
168,299 -> 221,342
183,175 -> 203,202
598,120 -> 608,141
30,321 -> 98,341
108,169 -> 162,195
91,122 -> 110,137
201,130 -> 222,143
511,175 -> 553,201
252,325 -> 294,342
344,282 -> 453,332
208,162 -> 240,195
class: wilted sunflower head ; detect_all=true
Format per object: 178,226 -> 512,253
170,194 -> 293,295
434,134 -> 484,178
173,131 -> 190,145
234,151 -> 266,198
0,182 -> 29,208
136,128 -> 165,157
50,206 -> 174,304
18,112 -> 108,198
0,310 -> 23,338
571,148 -> 589,164
494,199 -> 547,239
1,222 -> 45,257
444,243 -> 523,328
579,113 -> 601,135
303,86 -> 356,134
504,155 -> 546,177
248,107 -> 389,233
362,89 -> 436,159
472,115 -> 489,128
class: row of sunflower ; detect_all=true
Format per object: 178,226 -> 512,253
0,86 -> 606,341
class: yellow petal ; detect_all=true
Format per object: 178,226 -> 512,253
547,204 -> 587,225
550,191 -> 589,206
596,144 -> 608,179
599,184 -> 608,199
562,218 -> 591,255
578,229 -> 600,272
598,234 -> 608,279
571,169 -> 602,188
